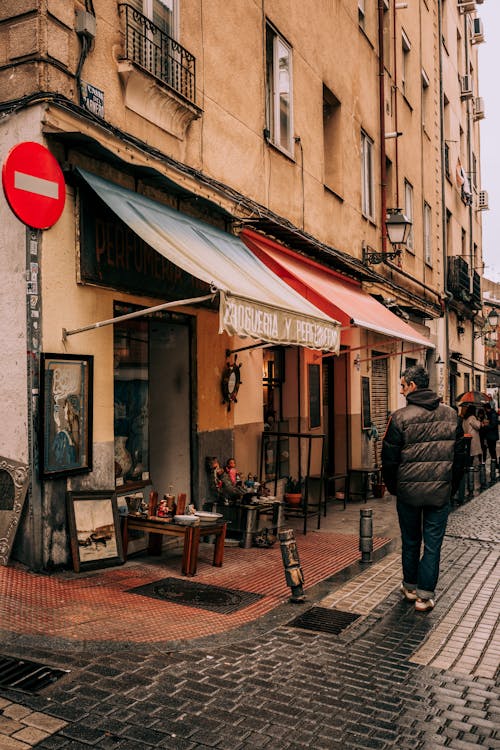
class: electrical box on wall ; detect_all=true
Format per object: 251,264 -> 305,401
75,9 -> 96,39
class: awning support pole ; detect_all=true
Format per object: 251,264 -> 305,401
225,342 -> 275,357
62,293 -> 217,340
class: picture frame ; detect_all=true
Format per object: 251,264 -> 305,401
66,490 -> 124,573
40,353 -> 93,479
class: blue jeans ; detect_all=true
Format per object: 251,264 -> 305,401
396,501 -> 450,599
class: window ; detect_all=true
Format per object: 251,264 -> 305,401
266,25 -> 293,155
472,152 -> 477,190
402,31 -> 411,99
131,0 -> 178,39
361,131 -> 375,220
421,69 -> 430,130
475,375 -> 481,392
463,372 -> 470,393
323,86 -> 341,191
358,0 -> 365,30
404,180 -> 414,251
424,202 -> 432,264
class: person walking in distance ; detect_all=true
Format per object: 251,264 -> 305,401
382,365 -> 466,612
482,402 -> 499,469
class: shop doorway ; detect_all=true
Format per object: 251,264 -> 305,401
323,352 -> 349,475
149,320 -> 191,496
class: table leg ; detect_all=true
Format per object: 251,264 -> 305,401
188,526 -> 201,576
213,523 -> 226,567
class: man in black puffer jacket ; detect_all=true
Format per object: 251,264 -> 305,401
382,365 -> 466,612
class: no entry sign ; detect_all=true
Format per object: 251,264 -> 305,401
2,142 -> 66,229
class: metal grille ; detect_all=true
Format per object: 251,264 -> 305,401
128,578 -> 264,613
287,606 -> 360,635
371,354 -> 388,465
0,655 -> 68,692
119,3 -> 196,104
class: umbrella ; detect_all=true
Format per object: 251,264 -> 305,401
456,390 -> 491,406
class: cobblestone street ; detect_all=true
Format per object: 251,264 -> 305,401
0,488 -> 498,750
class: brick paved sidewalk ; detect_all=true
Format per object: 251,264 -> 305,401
0,530 -> 389,647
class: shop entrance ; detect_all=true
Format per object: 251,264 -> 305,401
323,352 -> 349,475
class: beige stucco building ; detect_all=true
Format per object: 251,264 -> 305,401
0,0 -> 488,570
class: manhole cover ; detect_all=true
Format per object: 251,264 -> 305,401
0,655 -> 68,693
287,606 -> 360,634
127,577 -> 264,613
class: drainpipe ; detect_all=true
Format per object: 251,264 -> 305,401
392,0 -> 400,207
438,0 -> 451,403
378,0 -> 388,255
463,14 -> 476,380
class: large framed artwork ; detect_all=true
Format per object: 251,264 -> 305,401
67,490 -> 124,573
40,353 -> 93,479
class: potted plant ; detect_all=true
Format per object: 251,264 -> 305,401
284,476 -> 303,506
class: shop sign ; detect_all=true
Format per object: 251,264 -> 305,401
80,190 -> 210,300
220,294 -> 340,352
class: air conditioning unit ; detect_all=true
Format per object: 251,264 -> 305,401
458,0 -> 476,11
473,96 -> 485,121
472,17 -> 485,43
460,75 -> 473,99
478,190 -> 489,210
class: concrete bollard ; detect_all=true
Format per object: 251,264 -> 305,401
278,528 -> 305,603
359,508 -> 373,563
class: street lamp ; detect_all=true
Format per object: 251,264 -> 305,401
474,308 -> 499,345
362,208 -> 413,265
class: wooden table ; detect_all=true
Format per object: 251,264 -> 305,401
123,516 -> 227,576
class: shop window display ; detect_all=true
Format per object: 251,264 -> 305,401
113,312 -> 149,484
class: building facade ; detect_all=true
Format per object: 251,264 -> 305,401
0,0 -> 488,570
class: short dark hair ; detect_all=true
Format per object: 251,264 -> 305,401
402,364 -> 429,389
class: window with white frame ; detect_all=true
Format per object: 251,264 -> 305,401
421,69 -> 430,130
358,0 -> 365,30
405,180 -> 414,251
361,131 -> 375,220
402,30 -> 411,99
424,201 -> 432,264
266,25 -> 294,155
131,0 -> 178,38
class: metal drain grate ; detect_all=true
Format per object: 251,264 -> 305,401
0,655 -> 68,693
127,577 -> 264,613
287,606 -> 360,634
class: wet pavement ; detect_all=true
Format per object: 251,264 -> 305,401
0,488 -> 498,749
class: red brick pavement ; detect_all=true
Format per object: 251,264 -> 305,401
0,532 -> 388,644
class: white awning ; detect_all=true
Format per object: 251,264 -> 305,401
76,169 -> 340,352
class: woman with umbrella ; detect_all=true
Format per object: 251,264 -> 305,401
462,405 -> 483,488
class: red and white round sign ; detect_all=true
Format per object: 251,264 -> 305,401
2,142 -> 66,229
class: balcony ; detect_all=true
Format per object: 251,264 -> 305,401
118,4 -> 201,138
447,256 -> 481,310
120,3 -> 196,103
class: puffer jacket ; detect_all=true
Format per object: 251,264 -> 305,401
381,388 -> 466,507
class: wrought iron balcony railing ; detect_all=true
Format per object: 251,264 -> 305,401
119,4 -> 196,104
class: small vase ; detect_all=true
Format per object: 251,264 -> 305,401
114,436 -> 132,478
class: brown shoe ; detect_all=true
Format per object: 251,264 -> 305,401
401,584 -> 417,602
415,597 -> 435,612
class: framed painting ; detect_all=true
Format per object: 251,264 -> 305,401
40,353 -> 93,479
67,490 -> 124,573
